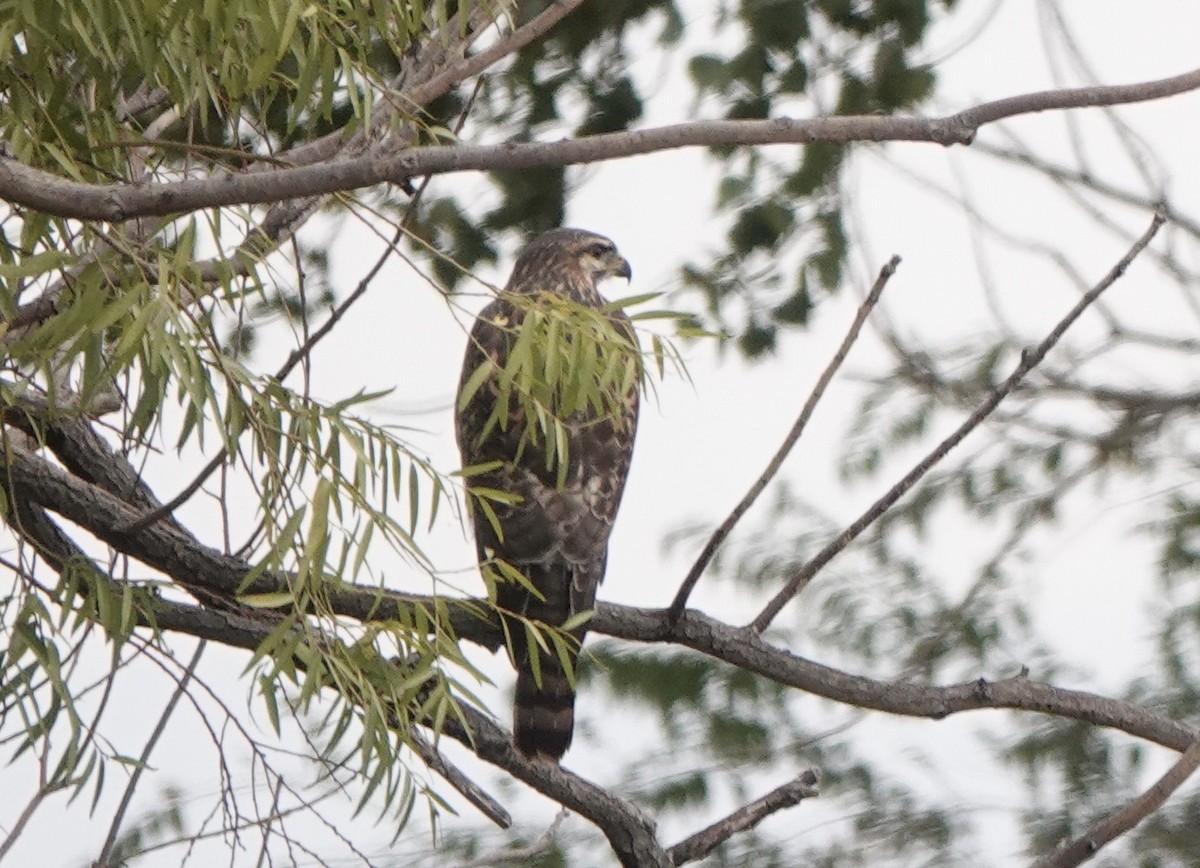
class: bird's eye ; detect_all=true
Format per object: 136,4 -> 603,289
586,242 -> 611,258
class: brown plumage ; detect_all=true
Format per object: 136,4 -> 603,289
455,228 -> 639,762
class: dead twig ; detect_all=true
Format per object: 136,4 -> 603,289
750,208 -> 1167,631
409,728 -> 512,830
95,641 -> 207,867
668,256 -> 899,623
455,808 -> 568,867
666,770 -> 820,865
1032,738 -> 1200,868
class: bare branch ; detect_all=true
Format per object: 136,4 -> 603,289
666,770 -> 820,865
1,70 -> 1197,221
399,0 -> 586,124
264,0 -> 516,172
8,425 -> 1200,761
750,208 -> 1167,632
0,428 -> 495,638
975,141 -> 1200,242
91,582 -> 667,866
408,728 -> 512,830
593,604 -> 1199,755
12,466 -> 1200,865
1032,738 -> 1200,868
0,755 -> 67,860
668,255 -> 899,622
455,808 -> 568,868
96,641 -> 207,868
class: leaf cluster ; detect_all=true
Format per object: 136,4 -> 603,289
458,291 -> 651,489
0,0 -> 453,177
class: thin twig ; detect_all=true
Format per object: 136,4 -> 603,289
455,808 -> 568,867
409,728 -> 512,829
666,770 -> 820,865
667,256 -> 899,622
254,776 -> 286,868
116,449 -> 229,535
1032,738 -> 1200,868
0,755 -> 65,860
975,141 -> 1200,241
401,0 -> 585,119
750,208 -> 1167,632
95,640 -> 206,867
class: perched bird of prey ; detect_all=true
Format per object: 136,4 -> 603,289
455,228 -> 640,762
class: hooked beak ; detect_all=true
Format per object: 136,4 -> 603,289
607,252 -> 632,281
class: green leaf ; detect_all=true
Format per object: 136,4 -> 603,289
237,592 -> 297,609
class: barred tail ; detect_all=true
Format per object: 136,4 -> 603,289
500,562 -> 596,761
513,660 -> 575,761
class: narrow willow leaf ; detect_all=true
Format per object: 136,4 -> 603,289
560,610 -> 594,632
552,634 -> 577,686
602,291 -> 663,311
407,462 -> 419,535
524,623 -> 544,688
456,356 -> 494,416
237,592 -> 296,609
454,461 -> 504,478
260,675 -> 282,735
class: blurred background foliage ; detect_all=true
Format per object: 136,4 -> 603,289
413,0 -> 953,357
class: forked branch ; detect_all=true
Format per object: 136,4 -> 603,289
668,255 -> 899,622
750,208 -> 1167,631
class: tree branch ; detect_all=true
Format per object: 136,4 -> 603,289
408,728 -> 512,830
667,255 -> 898,622
116,77 -> 480,537
666,770 -> 820,865
96,641 -> 206,868
456,808 -> 568,867
593,604 -> 1200,755
11,456 -> 1200,864
7,429 -> 1198,758
0,429 -> 498,639
1,70 -> 1197,221
749,208 -> 1167,631
1032,738 -> 1200,868
398,0 -> 586,127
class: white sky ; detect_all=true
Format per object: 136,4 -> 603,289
6,2 -> 1200,865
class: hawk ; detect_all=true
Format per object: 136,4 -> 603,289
455,228 -> 639,762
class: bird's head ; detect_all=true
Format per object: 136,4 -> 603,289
571,231 -> 632,284
508,228 -> 632,300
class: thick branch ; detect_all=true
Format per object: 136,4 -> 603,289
23,553 -> 663,866
594,604 -> 1200,755
0,430 -> 498,636
6,434 -> 1197,756
9,432 -> 1197,761
408,728 -> 512,830
11,456 -> 1200,864
2,69 -> 1198,221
